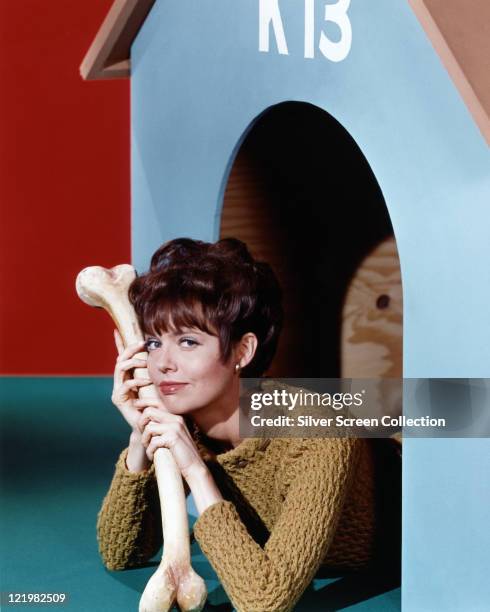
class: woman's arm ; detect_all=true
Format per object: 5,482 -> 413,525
185,462 -> 224,514
193,438 -> 362,612
96,434 -> 163,570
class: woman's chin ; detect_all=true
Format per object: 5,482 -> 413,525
158,396 -> 201,416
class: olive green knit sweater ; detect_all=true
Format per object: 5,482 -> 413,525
96,435 -> 399,612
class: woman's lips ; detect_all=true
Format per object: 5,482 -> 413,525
158,382 -> 188,395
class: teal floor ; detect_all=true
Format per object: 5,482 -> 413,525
0,378 -> 400,611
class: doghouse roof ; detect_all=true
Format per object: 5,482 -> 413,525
81,0 -> 489,144
80,0 -> 155,80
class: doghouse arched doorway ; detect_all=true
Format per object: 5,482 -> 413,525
220,102 -> 402,379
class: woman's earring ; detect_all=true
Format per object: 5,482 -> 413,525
235,363 -> 241,373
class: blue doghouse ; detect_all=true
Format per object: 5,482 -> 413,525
83,2 -> 490,609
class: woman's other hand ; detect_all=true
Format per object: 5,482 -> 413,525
111,329 -> 152,432
137,398 -> 224,513
136,399 -> 205,480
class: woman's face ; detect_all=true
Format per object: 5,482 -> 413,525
145,326 -> 237,415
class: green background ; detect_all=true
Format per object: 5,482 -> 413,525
0,378 -> 400,610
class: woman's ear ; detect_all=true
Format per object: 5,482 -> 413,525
235,333 -> 258,370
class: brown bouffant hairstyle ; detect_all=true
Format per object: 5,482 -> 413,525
128,238 -> 283,377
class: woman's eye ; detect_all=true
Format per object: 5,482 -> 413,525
145,339 -> 161,351
180,337 -> 199,348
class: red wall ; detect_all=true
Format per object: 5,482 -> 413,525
0,1 -> 130,375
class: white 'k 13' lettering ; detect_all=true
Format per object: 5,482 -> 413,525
259,0 -> 352,62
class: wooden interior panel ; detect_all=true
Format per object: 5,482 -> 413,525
341,237 -> 403,378
220,150 -> 313,378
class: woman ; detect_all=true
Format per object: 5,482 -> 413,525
97,237 -> 400,611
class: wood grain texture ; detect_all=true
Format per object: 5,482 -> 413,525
341,237 -> 403,378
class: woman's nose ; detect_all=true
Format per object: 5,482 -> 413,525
155,346 -> 178,373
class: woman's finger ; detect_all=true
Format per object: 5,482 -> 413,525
137,406 -> 172,432
145,432 -> 179,461
113,378 -> 151,405
120,377 -> 152,395
140,421 -> 157,446
141,421 -> 163,446
117,340 -> 148,362
133,397 -> 171,413
141,406 -> 184,427
138,408 -> 159,431
141,421 -> 180,447
115,357 -> 148,373
113,358 -> 148,391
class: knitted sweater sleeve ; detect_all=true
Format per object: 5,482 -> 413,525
193,438 -> 361,612
96,447 -> 163,570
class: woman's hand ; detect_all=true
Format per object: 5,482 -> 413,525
137,398 -> 224,513
111,329 -> 152,432
136,398 -> 206,481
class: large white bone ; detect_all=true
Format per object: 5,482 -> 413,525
76,264 -> 207,612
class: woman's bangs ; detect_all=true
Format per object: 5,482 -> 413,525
141,290 -> 217,338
